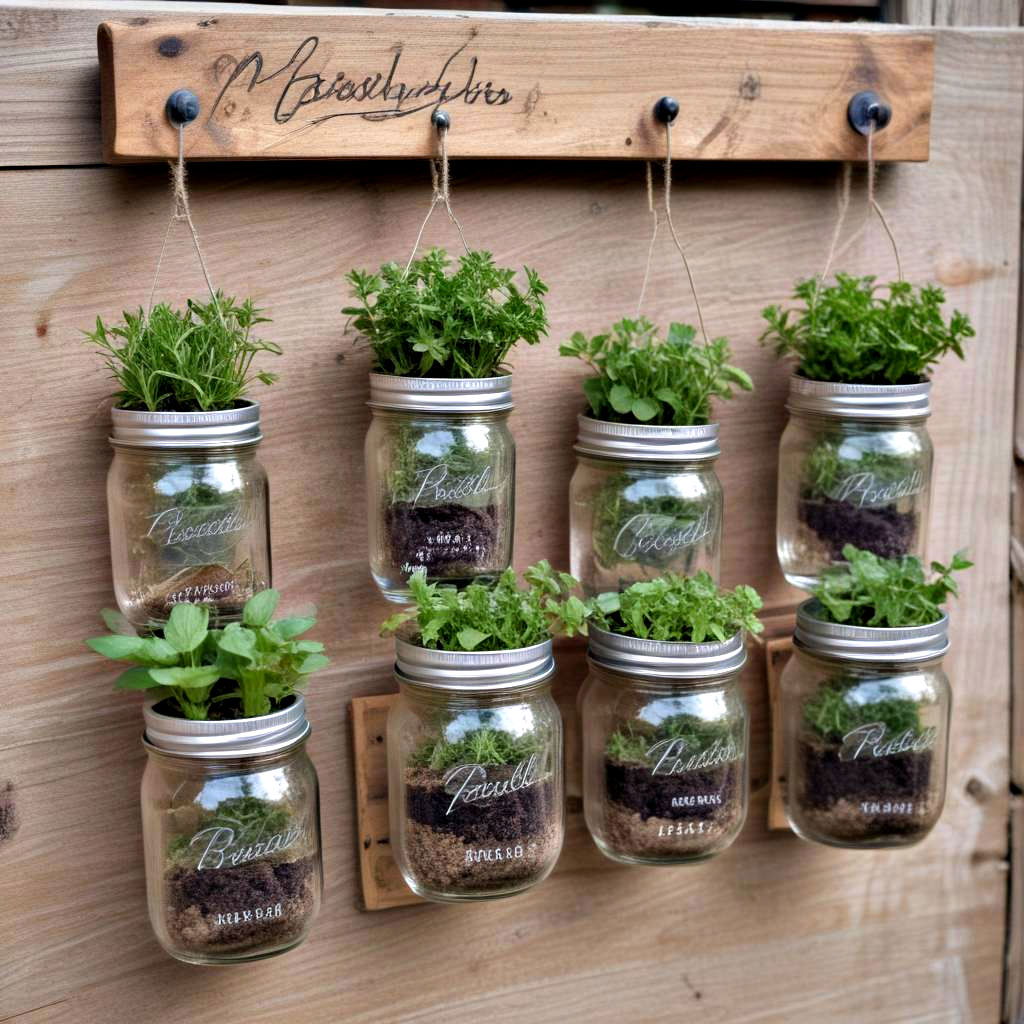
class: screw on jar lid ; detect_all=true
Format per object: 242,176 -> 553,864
143,693 -> 310,758
394,636 -> 555,692
573,415 -> 720,463
793,600 -> 949,664
110,400 -> 262,449
786,376 -> 931,421
368,373 -> 513,414
587,625 -> 746,680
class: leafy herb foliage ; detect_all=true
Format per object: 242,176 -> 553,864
410,725 -> 542,772
559,318 -> 752,426
344,248 -> 549,378
591,572 -> 763,643
86,294 -> 280,412
381,562 -> 589,651
803,679 -> 922,743
801,438 -> 919,500
87,590 -> 329,720
812,544 -> 971,628
167,792 -> 290,864
760,275 -> 973,385
606,713 -> 735,763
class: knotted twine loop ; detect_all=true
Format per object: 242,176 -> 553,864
403,122 -> 471,275
147,124 -> 223,319
635,119 -> 709,344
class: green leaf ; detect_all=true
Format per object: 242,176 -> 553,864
140,637 -> 180,665
87,634 -> 146,661
163,603 -> 209,654
217,624 -> 257,660
115,666 -> 157,691
297,653 -> 330,675
100,608 -> 136,636
243,589 -> 279,628
273,616 -> 315,640
456,627 -> 489,650
148,666 -> 221,690
630,396 -> 659,421
609,383 -> 634,414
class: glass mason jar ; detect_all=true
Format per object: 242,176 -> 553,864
781,601 -> 951,849
366,374 -> 516,603
777,377 -> 933,589
580,626 -> 749,865
140,695 -> 323,964
387,638 -> 564,902
569,417 -> 722,597
107,402 -> 272,629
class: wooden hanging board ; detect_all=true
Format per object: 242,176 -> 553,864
97,11 -> 934,163
765,635 -> 795,832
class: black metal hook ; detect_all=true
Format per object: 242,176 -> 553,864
165,89 -> 200,127
653,96 -> 680,125
847,91 -> 892,136
431,108 -> 451,132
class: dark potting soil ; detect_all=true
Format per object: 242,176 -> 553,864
142,562 -> 253,621
605,760 -> 738,822
799,496 -> 916,560
165,855 -> 316,955
384,501 -> 500,578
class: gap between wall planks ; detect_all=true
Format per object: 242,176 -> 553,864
0,5 -> 1021,1022
96,10 -> 934,163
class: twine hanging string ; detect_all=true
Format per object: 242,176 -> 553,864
404,122 -> 471,275
635,119 -> 709,344
147,124 -> 222,318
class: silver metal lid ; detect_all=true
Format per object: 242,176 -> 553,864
794,600 -> 949,664
110,400 -> 262,449
786,376 -> 931,421
368,373 -> 513,413
143,693 -> 309,758
574,416 -> 720,462
587,625 -> 746,680
394,636 -> 554,691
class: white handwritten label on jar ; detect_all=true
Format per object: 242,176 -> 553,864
646,736 -> 740,776
859,801 -> 921,816
830,469 -> 925,508
147,504 -> 252,548
839,723 -> 938,763
613,508 -> 715,560
464,844 -> 527,865
214,903 -> 283,927
657,821 -> 718,838
442,755 -> 543,816
412,464 -> 507,507
190,823 -> 307,871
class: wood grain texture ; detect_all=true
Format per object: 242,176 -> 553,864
765,636 -> 794,832
96,10 -> 934,162
0,7 -> 1020,1024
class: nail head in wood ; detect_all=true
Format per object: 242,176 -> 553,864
847,90 -> 892,136
165,89 -> 200,127
654,96 -> 680,124
431,108 -> 451,132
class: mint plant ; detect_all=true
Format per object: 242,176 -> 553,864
344,248 -> 548,378
87,589 -> 329,719
86,293 -> 280,411
590,572 -> 763,644
760,275 -> 973,385
811,544 -> 971,628
381,562 -> 590,651
559,318 -> 752,426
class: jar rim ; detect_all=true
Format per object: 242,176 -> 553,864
142,692 -> 310,758
110,399 -> 262,450
587,625 -> 746,680
368,372 -> 513,413
394,635 -> 555,691
786,375 -> 931,421
574,415 -> 720,462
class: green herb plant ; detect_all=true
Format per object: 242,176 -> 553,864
800,438 -> 921,503
802,678 -> 923,745
811,544 -> 971,628
559,318 -> 753,426
86,293 -> 280,412
590,572 -> 763,644
606,712 -> 735,764
87,589 -> 329,720
381,561 -> 590,651
386,423 -> 501,505
760,274 -> 973,385
344,248 -> 549,378
166,790 -> 291,865
410,722 -> 543,772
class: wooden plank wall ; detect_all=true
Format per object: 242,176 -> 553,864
0,4 -> 1021,1023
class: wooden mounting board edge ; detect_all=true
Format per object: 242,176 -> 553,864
97,12 -> 934,163
766,635 -> 795,832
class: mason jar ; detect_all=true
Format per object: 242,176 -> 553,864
140,695 -> 322,964
387,637 -> 563,902
781,601 -> 951,849
569,417 -> 722,597
107,402 -> 271,629
580,626 -> 748,865
777,377 -> 933,589
366,374 -> 516,603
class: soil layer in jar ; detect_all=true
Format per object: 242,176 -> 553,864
141,561 -> 260,623
385,502 -> 502,581
403,766 -> 561,895
602,759 -> 742,860
796,738 -> 935,843
799,496 -> 916,560
165,855 -> 316,957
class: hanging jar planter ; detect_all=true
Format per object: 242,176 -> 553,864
579,574 -> 761,864
87,589 -> 330,961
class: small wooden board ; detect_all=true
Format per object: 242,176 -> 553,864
97,11 -> 934,162
765,635 -> 795,832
